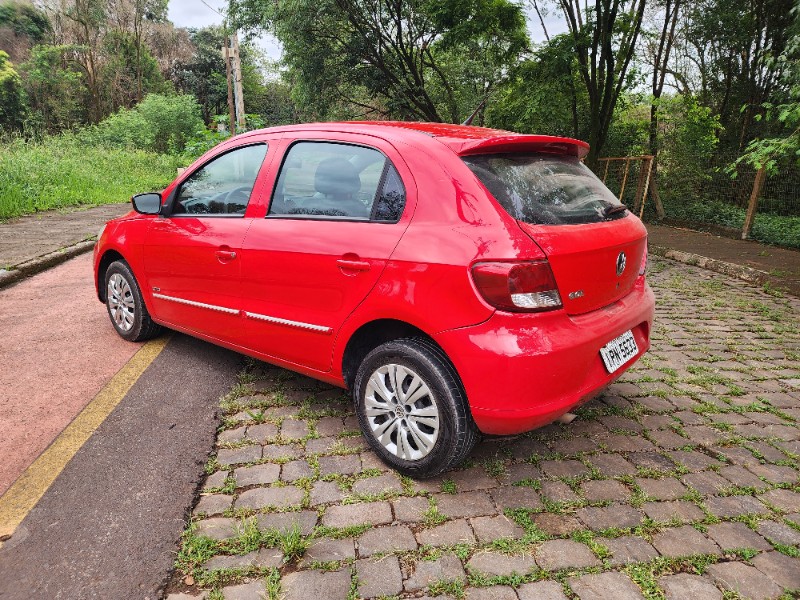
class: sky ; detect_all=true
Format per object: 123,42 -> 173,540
166,0 -> 567,62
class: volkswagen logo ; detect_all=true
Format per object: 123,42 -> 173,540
616,252 -> 627,276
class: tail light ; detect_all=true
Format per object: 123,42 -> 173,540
639,245 -> 648,276
471,261 -> 562,312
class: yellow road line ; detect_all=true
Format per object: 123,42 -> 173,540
0,336 -> 170,544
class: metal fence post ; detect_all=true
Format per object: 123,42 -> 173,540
742,167 -> 766,240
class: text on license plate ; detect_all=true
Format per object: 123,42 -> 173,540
599,330 -> 639,374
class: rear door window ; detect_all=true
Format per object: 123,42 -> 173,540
463,153 -> 625,225
269,141 -> 406,222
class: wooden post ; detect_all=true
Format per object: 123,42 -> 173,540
602,159 -> 610,183
639,156 -> 654,219
618,157 -> 631,203
742,167 -> 766,240
222,40 -> 236,137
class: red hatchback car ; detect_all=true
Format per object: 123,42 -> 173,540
94,122 -> 655,477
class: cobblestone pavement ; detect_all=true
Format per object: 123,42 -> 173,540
167,258 -> 800,600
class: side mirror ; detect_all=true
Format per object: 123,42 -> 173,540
131,192 -> 162,215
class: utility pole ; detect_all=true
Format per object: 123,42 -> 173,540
231,32 -> 246,130
222,34 -> 236,136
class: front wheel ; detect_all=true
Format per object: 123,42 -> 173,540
353,338 -> 478,478
104,260 -> 162,342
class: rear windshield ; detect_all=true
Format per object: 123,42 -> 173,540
462,153 -> 626,225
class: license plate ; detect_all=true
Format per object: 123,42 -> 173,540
600,330 -> 639,374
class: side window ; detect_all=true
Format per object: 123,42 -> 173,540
173,144 -> 268,216
373,164 -> 406,222
269,141 -> 405,221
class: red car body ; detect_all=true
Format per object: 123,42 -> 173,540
94,122 -> 654,436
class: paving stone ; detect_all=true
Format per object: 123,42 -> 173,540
490,486 -> 543,511
418,519 -> 476,547
705,521 -> 770,552
322,501 -> 392,528
719,465 -> 767,489
517,580 -> 570,600
316,416 -> 346,437
683,425 -> 726,446
236,485 -> 304,510
581,479 -> 631,502
221,581 -> 265,600
540,459 -> 589,478
256,510 -> 317,536
467,551 -> 537,577
470,515 -> 525,544
219,426 -> 249,443
759,488 -> 800,512
309,480 -> 345,506
166,593 -> 207,600
627,451 -> 676,472
639,396 -> 674,412
751,551 -> 800,590
203,470 -> 228,491
535,539 -> 600,571
568,571 -> 645,600
194,494 -> 233,516
503,462 -> 542,484
392,495 -> 429,522
658,574 -> 722,600
550,436 -> 597,455
195,517 -> 237,541
652,525 -> 721,557
540,481 -> 579,503
435,491 -> 497,518
532,513 -> 583,536
282,568 -> 352,600
756,519 -> 800,545
642,414 -> 678,429
318,454 -> 361,476
359,451 -> 388,471
643,500 -> 705,522
280,460 -> 313,482
636,477 -> 688,501
261,443 -> 303,460
705,495 -> 768,518
234,464 -> 280,487
357,556 -> 403,598
650,429 -> 690,449
358,525 -> 417,556
217,445 -> 262,466
577,504 -> 642,531
279,418 -> 310,439
301,537 -> 355,565
667,449 -> 723,472
246,422 -> 279,441
351,473 -> 403,496
589,453 -> 638,477
405,552 -> 466,592
706,561 -> 783,600
602,535 -> 659,566
465,585 -> 519,600
714,445 -> 760,466
681,471 -> 730,495
451,466 -> 499,491
508,438 -> 550,461
205,547 -> 283,570
604,435 -> 656,453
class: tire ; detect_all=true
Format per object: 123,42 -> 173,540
353,337 -> 479,478
104,260 -> 162,342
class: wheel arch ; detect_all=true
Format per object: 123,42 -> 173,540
96,249 -> 127,302
341,318 -> 451,391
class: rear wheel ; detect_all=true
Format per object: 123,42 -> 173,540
104,260 -> 162,342
353,338 -> 478,478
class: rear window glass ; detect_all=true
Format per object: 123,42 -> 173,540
462,153 -> 626,225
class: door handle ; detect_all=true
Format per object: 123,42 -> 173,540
215,250 -> 237,261
336,259 -> 370,272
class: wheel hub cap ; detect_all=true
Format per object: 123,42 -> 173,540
107,273 -> 135,332
364,363 -> 439,461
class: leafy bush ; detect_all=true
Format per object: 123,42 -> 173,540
0,133 -> 182,219
83,93 -> 204,154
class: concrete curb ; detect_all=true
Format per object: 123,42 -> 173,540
0,240 -> 96,290
650,244 -> 780,288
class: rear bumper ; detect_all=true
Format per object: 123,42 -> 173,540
434,279 -> 655,435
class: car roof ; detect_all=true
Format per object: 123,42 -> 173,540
241,121 -> 590,159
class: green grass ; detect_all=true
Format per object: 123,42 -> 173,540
0,134 -> 183,219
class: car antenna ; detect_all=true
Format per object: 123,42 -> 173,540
461,95 -> 488,126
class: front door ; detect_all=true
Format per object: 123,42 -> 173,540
143,143 -> 269,342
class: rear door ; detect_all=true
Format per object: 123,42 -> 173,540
239,135 -> 411,371
463,152 -> 646,315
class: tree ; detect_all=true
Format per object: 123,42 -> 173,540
228,0 -> 528,123
557,0 -> 648,165
0,1 -> 52,63
0,49 -> 26,130
19,44 -> 86,131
